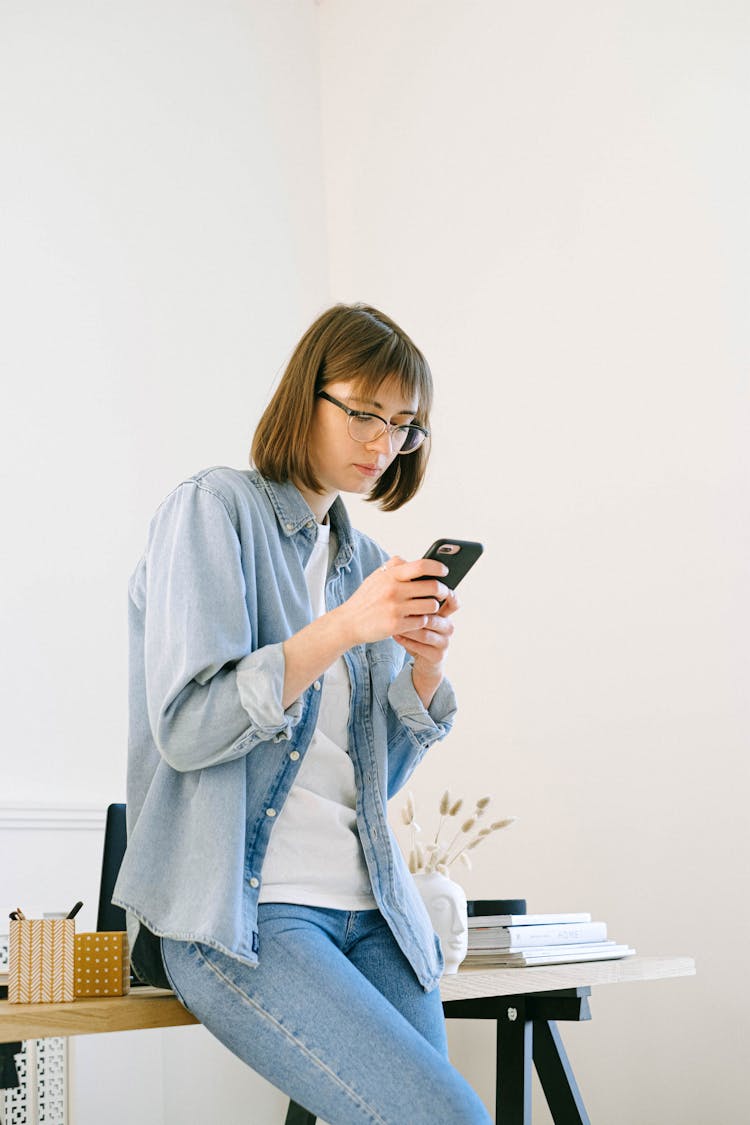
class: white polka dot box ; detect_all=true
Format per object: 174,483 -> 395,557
74,931 -> 130,997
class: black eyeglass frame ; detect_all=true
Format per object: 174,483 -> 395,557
316,390 -> 429,453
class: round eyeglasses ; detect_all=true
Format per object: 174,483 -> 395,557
317,391 -> 429,454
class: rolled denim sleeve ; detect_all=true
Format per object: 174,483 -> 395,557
142,481 -> 301,771
235,646 -> 302,741
385,663 -> 457,795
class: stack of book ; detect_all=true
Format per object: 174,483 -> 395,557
464,911 -> 636,968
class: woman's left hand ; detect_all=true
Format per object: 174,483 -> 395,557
393,591 -> 460,709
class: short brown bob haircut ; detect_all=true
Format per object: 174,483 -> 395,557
251,302 -> 433,511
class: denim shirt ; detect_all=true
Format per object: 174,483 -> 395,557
113,467 -> 457,990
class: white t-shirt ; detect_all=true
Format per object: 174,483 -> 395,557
258,521 -> 377,909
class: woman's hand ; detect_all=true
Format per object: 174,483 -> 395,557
281,556 -> 449,710
335,556 -> 450,648
393,591 -> 460,709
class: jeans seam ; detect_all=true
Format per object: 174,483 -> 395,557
192,942 -> 389,1125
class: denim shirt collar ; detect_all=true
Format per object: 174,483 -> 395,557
255,474 -> 355,571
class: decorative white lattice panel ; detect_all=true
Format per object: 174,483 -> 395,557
2,1040 -> 68,1125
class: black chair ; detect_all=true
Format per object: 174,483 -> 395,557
97,803 -> 129,933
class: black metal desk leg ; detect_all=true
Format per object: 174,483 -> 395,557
496,1002 -> 533,1125
532,1019 -> 591,1125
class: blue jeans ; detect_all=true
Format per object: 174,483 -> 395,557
161,904 -> 491,1125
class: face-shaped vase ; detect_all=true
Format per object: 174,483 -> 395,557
414,871 -> 468,974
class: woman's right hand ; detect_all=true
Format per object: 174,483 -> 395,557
335,556 -> 450,647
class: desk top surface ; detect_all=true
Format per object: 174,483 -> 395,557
0,954 -> 695,1043
440,953 -> 695,1002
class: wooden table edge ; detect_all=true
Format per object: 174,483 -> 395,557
0,987 -> 199,1041
0,955 -> 695,1042
439,953 -> 696,1002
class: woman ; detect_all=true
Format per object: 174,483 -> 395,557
114,303 -> 490,1124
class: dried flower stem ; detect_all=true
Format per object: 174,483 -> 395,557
445,816 -> 517,867
400,792 -> 516,877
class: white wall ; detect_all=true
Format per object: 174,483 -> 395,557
318,2 -> 749,1122
1,2 -> 330,1122
2,1 -> 747,1123
0,0 -> 329,804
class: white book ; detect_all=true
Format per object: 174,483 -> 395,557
468,921 -> 607,949
463,945 -> 636,968
468,940 -> 621,957
467,912 -> 591,928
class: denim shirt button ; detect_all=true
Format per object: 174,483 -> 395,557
313,680 -> 321,691
249,877 -> 259,888
289,750 -> 300,761
285,522 -> 294,530
266,808 -> 277,817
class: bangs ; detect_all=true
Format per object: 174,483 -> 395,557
323,330 -> 433,426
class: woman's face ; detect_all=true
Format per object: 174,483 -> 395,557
308,375 -> 418,505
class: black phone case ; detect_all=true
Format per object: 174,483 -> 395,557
421,539 -> 484,591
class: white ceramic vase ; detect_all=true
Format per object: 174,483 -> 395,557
413,870 -> 468,975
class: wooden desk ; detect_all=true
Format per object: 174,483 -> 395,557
0,955 -> 695,1123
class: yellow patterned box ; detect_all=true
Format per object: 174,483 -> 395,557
8,918 -> 75,1003
74,932 -> 131,997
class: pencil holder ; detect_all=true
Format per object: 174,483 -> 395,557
8,917 -> 75,1003
74,932 -> 131,997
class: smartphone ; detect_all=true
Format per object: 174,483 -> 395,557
419,539 -> 484,596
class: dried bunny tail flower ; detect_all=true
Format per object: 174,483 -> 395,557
442,813 -> 476,860
436,863 -> 449,876
434,790 -> 455,846
459,852 -> 472,869
444,804 -> 517,867
449,799 -> 463,816
401,805 -> 413,826
415,843 -> 425,868
406,792 -> 416,819
431,847 -> 450,872
408,849 -> 418,873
